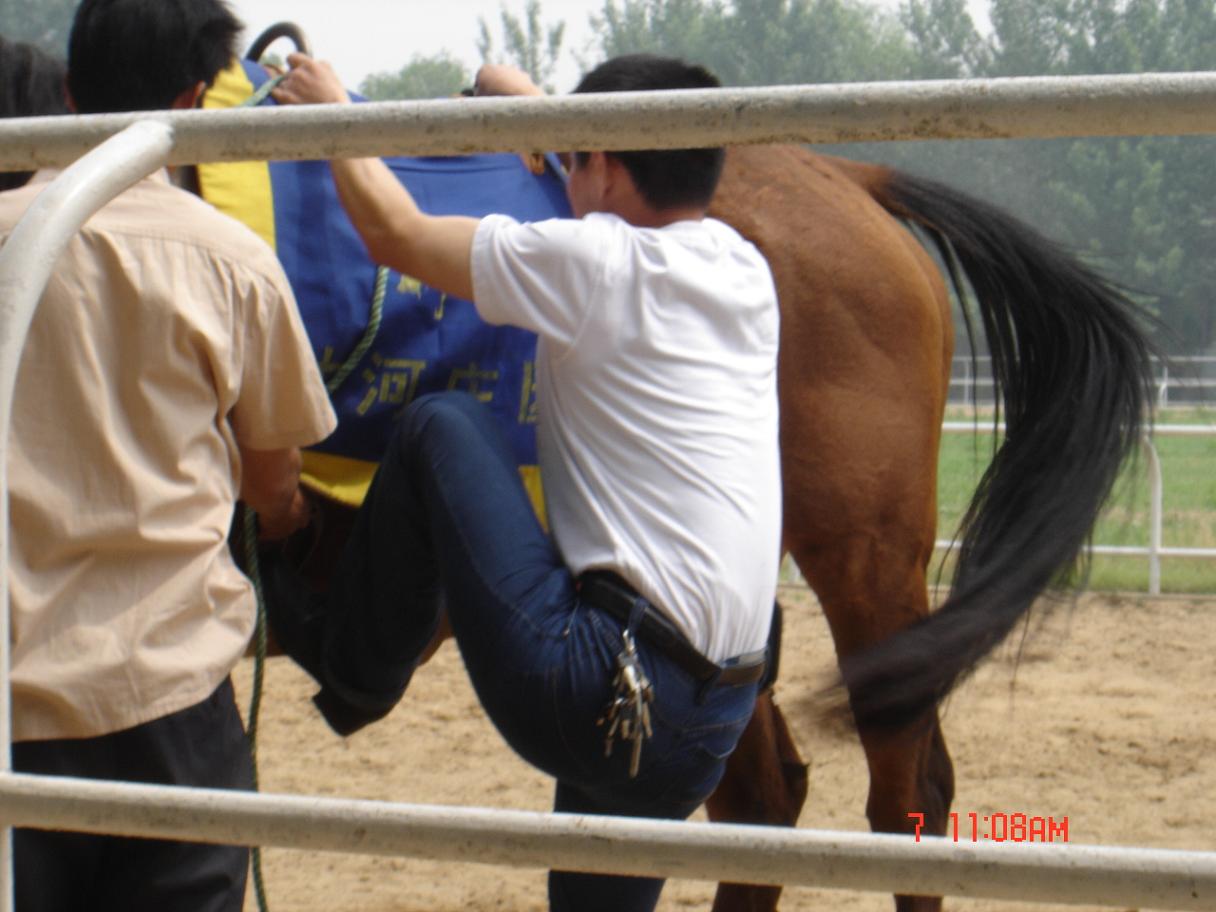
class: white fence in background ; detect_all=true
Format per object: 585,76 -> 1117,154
940,358 -> 1216,595
951,355 -> 1216,408
777,422 -> 1216,597
3,73 -> 1216,911
941,422 -> 1216,596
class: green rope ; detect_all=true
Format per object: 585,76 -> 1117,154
241,71 -> 287,108
233,73 -> 383,912
242,507 -> 271,912
326,265 -> 387,394
238,69 -> 387,395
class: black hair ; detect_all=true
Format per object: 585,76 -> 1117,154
572,54 -> 725,211
0,35 -> 69,191
67,0 -> 242,115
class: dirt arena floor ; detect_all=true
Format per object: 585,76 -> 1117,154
234,588 -> 1215,912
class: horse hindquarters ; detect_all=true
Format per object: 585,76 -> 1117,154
708,145 -> 957,912
832,159 -> 1155,731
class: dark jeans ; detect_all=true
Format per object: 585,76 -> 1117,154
12,678 -> 254,912
320,392 -> 759,912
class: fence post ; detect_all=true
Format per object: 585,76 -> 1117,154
1144,436 -> 1164,596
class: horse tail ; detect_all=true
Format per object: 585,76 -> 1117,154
840,162 -> 1156,731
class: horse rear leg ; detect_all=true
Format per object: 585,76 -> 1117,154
807,541 -> 955,912
706,687 -> 809,912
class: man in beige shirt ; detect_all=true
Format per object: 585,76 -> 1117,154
0,0 -> 336,908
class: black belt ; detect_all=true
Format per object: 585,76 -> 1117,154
578,571 -> 767,687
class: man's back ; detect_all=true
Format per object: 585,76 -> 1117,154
0,171 -> 333,741
472,211 -> 782,663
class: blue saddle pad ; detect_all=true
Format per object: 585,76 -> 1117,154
199,59 -> 570,506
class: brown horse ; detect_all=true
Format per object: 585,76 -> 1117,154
277,140 -> 1151,912
232,29 -> 1153,910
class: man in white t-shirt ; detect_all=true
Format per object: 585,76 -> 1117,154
269,53 -> 780,912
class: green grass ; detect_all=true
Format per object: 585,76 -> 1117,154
936,406 -> 1216,594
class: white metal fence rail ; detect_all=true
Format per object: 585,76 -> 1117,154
940,422 -> 1216,596
4,74 -> 1216,910
1,772 -> 1215,910
951,355 -> 1216,408
2,71 -> 1216,170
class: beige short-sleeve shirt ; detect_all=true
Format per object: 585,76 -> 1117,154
0,170 -> 337,741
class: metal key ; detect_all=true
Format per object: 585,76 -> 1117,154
597,629 -> 655,777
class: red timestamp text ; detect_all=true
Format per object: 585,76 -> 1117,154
907,812 -> 1069,843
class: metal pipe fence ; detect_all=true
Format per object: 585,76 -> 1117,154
951,356 -> 1216,408
940,423 -> 1212,596
4,75 -> 1216,909
779,423 -> 1215,597
1,773 -> 1214,910
1,71 -> 1216,171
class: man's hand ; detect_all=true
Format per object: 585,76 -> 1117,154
474,64 -> 544,97
240,445 -> 312,540
273,53 -> 350,106
472,65 -> 551,174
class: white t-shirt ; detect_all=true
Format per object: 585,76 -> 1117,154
471,211 -> 781,661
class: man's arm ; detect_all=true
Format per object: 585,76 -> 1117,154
473,65 -> 569,174
239,444 -> 312,540
474,64 -> 545,98
272,54 -> 477,302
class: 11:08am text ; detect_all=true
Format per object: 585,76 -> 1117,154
908,812 -> 1069,843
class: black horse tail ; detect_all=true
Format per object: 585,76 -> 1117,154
844,166 -> 1156,731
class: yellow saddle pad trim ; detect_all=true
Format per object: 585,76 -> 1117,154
198,60 -> 277,251
301,450 -> 548,529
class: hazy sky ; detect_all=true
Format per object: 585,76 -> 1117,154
226,0 -> 993,93
227,0 -> 628,91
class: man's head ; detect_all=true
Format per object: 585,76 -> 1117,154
1,36 -> 69,191
67,0 -> 242,115
571,54 -> 724,213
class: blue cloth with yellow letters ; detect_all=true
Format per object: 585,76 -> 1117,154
198,59 -> 570,504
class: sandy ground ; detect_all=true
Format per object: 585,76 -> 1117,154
234,589 -> 1216,912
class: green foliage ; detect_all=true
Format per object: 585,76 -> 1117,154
828,0 -> 1216,355
573,0 -> 1215,353
0,0 -> 75,54
902,0 -> 991,77
477,0 -> 566,93
358,52 -> 472,101
938,408 -> 1216,593
977,0 -> 1216,353
0,0 -> 74,54
588,0 -> 914,84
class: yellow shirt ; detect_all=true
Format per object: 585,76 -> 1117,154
0,170 -> 337,741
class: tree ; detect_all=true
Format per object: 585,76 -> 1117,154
477,0 -> 566,93
0,0 -> 75,54
833,0 -> 1216,353
587,0 -> 916,86
578,0 -> 1216,352
976,0 -> 1216,350
359,52 -> 472,101
902,0 -> 990,77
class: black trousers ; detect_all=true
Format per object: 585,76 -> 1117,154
12,678 -> 254,912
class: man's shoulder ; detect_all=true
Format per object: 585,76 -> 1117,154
66,176 -> 288,292
478,212 -> 619,267
122,178 -> 282,264
484,211 -> 621,239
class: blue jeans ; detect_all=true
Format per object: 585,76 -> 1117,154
320,392 -> 759,912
